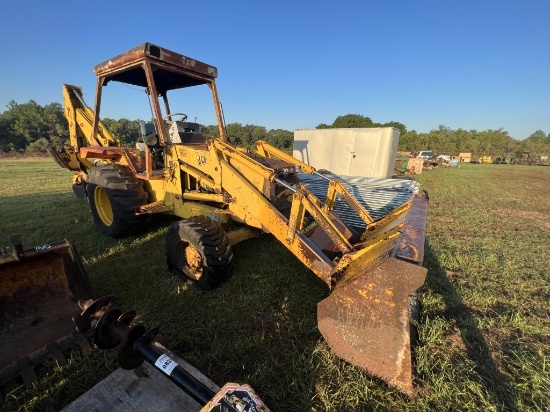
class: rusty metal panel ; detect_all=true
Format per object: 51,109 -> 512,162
93,43 -> 217,80
0,237 -> 94,388
393,194 -> 428,264
317,257 -> 427,395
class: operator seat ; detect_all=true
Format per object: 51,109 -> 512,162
139,122 -> 158,146
137,122 -> 163,171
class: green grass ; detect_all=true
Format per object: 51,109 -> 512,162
1,159 -> 549,411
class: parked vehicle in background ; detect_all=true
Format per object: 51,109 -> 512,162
417,150 -> 433,159
516,151 -> 534,166
494,155 -> 515,164
416,150 -> 441,168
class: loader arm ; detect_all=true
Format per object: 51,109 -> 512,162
212,139 -> 429,394
211,143 -> 335,279
209,139 -> 418,288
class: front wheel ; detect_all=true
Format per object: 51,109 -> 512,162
87,164 -> 150,238
166,216 -> 233,291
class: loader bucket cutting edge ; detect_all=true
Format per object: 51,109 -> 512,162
317,194 -> 428,395
0,236 -> 94,390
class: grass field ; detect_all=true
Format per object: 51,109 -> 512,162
1,158 -> 548,411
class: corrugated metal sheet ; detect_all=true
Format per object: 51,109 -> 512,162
299,172 -> 420,229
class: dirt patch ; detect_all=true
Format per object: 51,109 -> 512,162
493,208 -> 550,230
446,331 -> 468,352
445,270 -> 462,277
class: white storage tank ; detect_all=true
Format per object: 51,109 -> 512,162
292,127 -> 400,178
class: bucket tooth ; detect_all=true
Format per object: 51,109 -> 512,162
17,357 -> 37,386
317,257 -> 427,394
46,342 -> 68,366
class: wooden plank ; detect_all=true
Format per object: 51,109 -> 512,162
62,343 -> 219,412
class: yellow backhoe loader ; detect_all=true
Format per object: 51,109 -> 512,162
48,43 -> 429,394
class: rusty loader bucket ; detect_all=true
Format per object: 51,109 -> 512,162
0,235 -> 94,394
317,194 -> 428,395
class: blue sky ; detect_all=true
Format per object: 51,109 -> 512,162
0,0 -> 548,140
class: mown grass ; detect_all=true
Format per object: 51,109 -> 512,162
0,158 -> 548,411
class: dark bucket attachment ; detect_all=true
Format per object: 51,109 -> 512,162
317,194 -> 428,395
0,235 -> 94,393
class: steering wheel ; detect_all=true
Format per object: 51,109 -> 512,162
163,113 -> 188,122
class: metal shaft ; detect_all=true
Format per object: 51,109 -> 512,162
74,297 -> 215,406
274,177 -> 297,192
134,340 -> 215,405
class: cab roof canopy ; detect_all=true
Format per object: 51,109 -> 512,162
93,43 -> 218,94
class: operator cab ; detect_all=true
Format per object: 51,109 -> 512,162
92,43 -> 223,177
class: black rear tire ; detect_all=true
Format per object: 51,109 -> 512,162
87,164 -> 150,238
166,216 -> 233,291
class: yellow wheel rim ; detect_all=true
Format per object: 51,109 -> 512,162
183,244 -> 203,280
94,186 -> 113,226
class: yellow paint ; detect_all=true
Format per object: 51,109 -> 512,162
62,85 -> 119,149
338,296 -> 355,305
385,288 -> 394,296
358,290 -> 369,300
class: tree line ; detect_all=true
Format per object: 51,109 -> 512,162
0,100 -> 292,153
318,114 -> 550,158
1,101 -> 549,158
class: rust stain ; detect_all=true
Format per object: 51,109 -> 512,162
393,194 -> 428,264
0,237 -> 94,387
93,43 -> 218,80
317,257 -> 428,395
